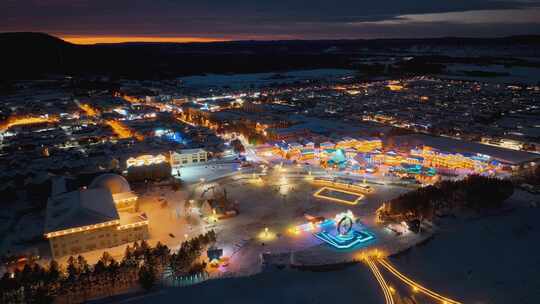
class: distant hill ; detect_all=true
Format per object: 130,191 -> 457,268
0,32 -> 77,79
1,32 -> 540,81
0,32 -> 72,48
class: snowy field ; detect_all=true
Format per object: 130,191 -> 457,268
178,69 -> 355,89
177,162 -> 242,183
103,190 -> 540,304
442,64 -> 540,84
107,265 -> 382,304
388,190 -> 540,304
194,173 -> 412,275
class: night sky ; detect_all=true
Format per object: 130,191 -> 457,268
2,0 -> 540,43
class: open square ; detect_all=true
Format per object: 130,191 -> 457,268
313,186 -> 365,205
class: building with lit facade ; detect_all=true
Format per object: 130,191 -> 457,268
319,141 -> 335,150
268,137 -> 384,163
44,174 -> 148,259
170,148 -> 208,167
355,138 -> 382,153
384,151 -> 404,166
410,146 -> 490,172
254,144 -> 275,157
335,137 -> 357,149
335,137 -> 382,153
126,154 -> 168,168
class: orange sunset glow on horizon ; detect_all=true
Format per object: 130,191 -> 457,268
61,36 -> 230,45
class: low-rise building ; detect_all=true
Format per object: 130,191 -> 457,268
44,175 -> 148,259
170,148 -> 208,167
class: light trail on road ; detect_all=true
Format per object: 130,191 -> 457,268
365,257 -> 395,304
0,116 -> 58,132
377,258 -> 462,304
76,102 -> 100,117
105,120 -> 144,141
176,116 -> 196,127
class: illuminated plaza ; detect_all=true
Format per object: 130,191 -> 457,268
172,163 -> 420,274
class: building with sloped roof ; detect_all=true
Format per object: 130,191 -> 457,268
44,185 -> 148,259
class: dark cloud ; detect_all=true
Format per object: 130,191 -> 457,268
1,0 -> 539,38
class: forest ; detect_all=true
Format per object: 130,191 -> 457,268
378,175 -> 514,223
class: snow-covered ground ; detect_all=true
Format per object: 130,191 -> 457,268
108,190 -> 540,304
388,190 -> 540,304
109,265 -> 382,304
195,173 -> 413,275
0,200 -> 45,257
178,69 -> 355,89
442,64 -> 540,84
176,162 -> 242,183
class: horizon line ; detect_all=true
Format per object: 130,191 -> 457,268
60,35 -> 231,45
1,32 -> 538,45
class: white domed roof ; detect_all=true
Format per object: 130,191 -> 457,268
89,173 -> 131,194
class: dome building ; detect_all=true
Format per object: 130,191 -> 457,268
89,173 -> 131,194
89,173 -> 138,212
44,173 -> 148,259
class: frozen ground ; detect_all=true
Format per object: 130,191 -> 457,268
387,190 -> 540,304
177,162 -> 242,183
0,199 -> 46,257
178,69 -> 355,89
104,189 -> 540,304
442,64 -> 540,84
202,170 -> 414,275
108,265 -> 382,304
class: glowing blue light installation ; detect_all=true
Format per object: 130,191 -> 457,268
314,230 -> 375,249
313,212 -> 375,250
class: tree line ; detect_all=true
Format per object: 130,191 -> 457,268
0,231 -> 216,304
378,175 -> 514,223
127,162 -> 172,182
514,164 -> 540,186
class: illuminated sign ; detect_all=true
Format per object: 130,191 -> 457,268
126,154 -> 167,168
313,187 -> 365,205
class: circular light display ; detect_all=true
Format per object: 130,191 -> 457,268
337,216 -> 353,235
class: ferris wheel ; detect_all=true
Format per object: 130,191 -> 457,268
337,216 -> 353,235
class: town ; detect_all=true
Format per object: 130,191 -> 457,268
4,0 -> 540,300
1,70 -> 540,303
